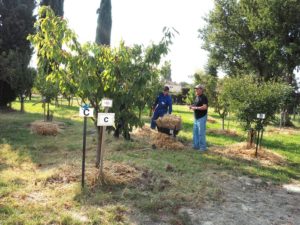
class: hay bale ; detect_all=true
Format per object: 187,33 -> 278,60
31,121 -> 59,136
132,125 -> 185,150
155,114 -> 182,130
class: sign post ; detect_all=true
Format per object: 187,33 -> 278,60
98,99 -> 114,176
79,104 -> 94,188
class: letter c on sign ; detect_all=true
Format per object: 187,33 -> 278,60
83,109 -> 90,116
104,117 -> 108,122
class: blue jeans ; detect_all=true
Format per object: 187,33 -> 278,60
193,114 -> 207,150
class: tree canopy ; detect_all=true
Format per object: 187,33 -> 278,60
0,0 -> 36,108
200,0 -> 300,81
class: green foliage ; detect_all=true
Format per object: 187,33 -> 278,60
185,70 -> 218,107
200,0 -> 300,81
0,0 -> 36,107
28,7 -> 174,139
214,78 -> 229,129
160,60 -> 172,83
40,0 -> 64,16
193,70 -> 218,108
222,76 -> 293,129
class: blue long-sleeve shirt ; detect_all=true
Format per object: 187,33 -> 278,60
153,92 -> 172,114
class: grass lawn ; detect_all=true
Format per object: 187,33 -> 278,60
0,97 -> 299,224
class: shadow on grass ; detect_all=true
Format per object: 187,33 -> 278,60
262,139 -> 300,155
203,152 -> 300,182
0,110 -> 83,166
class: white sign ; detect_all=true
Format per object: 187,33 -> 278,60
79,107 -> 94,117
97,113 -> 115,126
101,99 -> 113,108
257,113 -> 266,119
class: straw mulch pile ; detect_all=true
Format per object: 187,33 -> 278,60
98,162 -> 141,185
152,132 -> 185,150
31,121 -> 61,136
207,129 -> 239,137
211,143 -> 286,166
267,128 -> 299,135
155,114 -> 182,130
207,117 -> 217,123
42,162 -> 141,187
43,164 -> 80,185
133,126 -> 185,150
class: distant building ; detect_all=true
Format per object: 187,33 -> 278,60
165,83 -> 182,94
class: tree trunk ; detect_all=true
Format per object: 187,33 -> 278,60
96,126 -> 103,168
221,116 -> 225,130
247,129 -> 256,149
46,102 -> 50,121
20,95 -> 25,113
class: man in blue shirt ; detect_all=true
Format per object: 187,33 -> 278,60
151,86 -> 173,129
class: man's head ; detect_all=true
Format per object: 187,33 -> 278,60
194,84 -> 204,95
163,86 -> 169,95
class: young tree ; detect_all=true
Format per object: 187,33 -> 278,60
29,7 -> 174,168
94,0 -> 112,167
222,76 -> 293,130
215,78 -> 229,130
37,0 -> 64,118
40,0 -> 64,16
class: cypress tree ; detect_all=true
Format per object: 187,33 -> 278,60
40,0 -> 64,17
95,0 -> 112,46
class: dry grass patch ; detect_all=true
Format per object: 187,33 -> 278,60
30,120 -> 63,136
42,162 -> 141,187
207,128 -> 239,137
266,127 -> 299,135
207,117 -> 217,123
132,126 -> 185,150
211,142 -> 286,166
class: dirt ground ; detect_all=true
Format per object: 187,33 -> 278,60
178,173 -> 300,225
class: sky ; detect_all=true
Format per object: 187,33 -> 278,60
64,0 -> 215,84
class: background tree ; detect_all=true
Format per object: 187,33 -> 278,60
160,60 -> 172,83
193,70 -> 218,108
0,0 -> 36,110
200,0 -> 300,82
214,78 -> 229,130
95,0 -> 112,46
200,0 -> 300,126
